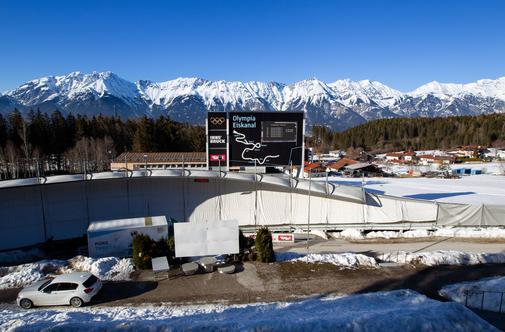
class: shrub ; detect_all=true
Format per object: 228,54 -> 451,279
132,234 -> 154,269
255,227 -> 275,263
153,237 -> 169,258
239,230 -> 254,253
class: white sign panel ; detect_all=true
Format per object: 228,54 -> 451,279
174,219 -> 239,257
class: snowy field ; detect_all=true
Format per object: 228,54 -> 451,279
440,276 -> 505,313
0,256 -> 133,290
0,290 -> 497,331
386,162 -> 505,176
325,174 -> 505,205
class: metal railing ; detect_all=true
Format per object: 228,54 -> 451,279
462,290 -> 505,313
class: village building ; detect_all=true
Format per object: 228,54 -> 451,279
111,152 -> 207,171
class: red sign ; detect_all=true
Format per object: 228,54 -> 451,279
244,233 -> 295,243
210,154 -> 227,162
272,233 -> 295,243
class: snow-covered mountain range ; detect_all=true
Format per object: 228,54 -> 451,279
1,72 -> 504,131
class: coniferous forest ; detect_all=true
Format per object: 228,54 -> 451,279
0,109 -> 205,179
311,113 -> 505,153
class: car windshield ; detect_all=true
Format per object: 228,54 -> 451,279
83,275 -> 98,288
37,279 -> 52,291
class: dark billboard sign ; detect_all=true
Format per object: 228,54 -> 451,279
207,112 -> 305,169
228,112 -> 304,167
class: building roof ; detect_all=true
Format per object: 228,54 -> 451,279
304,162 -> 325,172
88,216 -> 168,232
115,152 -> 206,163
327,158 -> 358,170
344,162 -> 374,170
417,154 -> 437,160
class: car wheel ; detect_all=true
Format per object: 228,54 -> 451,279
70,297 -> 83,308
19,298 -> 33,309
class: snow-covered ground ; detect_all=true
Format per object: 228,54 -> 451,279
329,227 -> 505,240
0,290 -> 497,331
433,228 -> 505,238
440,276 -> 505,313
276,252 -> 378,268
324,174 -> 505,205
0,256 -> 133,290
383,162 -> 505,176
381,250 -> 505,266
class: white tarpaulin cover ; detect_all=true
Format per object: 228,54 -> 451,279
437,203 -> 483,227
174,219 -> 239,257
436,203 -> 505,227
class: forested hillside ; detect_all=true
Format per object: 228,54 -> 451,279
311,114 -> 505,153
0,109 -> 205,178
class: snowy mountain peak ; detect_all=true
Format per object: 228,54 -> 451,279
410,76 -> 505,100
2,72 -> 505,131
329,79 -> 404,107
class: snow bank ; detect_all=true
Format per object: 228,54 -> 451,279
276,252 -> 378,268
366,230 -> 431,239
329,228 -> 505,240
329,229 -> 365,240
330,229 -> 430,240
440,276 -> 505,313
381,250 -> 505,266
0,289 -> 496,331
0,260 -> 67,290
0,256 -> 133,289
434,227 -> 505,238
67,256 -> 134,281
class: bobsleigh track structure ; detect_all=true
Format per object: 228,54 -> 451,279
1,170 -> 504,251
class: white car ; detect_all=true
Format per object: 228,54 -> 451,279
17,272 -> 102,309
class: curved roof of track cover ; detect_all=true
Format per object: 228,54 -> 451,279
0,170 -> 365,204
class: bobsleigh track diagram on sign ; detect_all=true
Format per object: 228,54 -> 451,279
233,130 -> 280,165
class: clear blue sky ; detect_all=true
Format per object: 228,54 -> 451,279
1,0 -> 504,92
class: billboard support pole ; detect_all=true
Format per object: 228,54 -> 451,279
205,119 -> 209,170
218,156 -> 223,220
300,116 -> 306,177
182,156 -> 187,222
226,114 -> 230,172
289,160 -> 293,230
306,168 -> 311,262
254,159 -> 258,231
